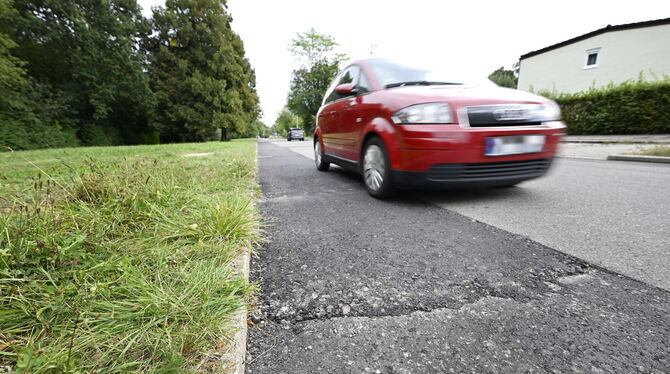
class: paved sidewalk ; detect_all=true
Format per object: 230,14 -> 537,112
557,142 -> 660,160
563,134 -> 670,144
560,135 -> 669,160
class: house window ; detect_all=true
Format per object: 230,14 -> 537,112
584,48 -> 601,69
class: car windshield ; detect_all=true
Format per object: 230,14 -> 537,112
367,58 -> 491,88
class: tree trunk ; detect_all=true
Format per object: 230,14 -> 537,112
220,127 -> 228,141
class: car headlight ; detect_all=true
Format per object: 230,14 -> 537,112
391,103 -> 453,124
532,101 -> 561,122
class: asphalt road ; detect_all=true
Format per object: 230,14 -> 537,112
423,158 -> 670,291
272,139 -> 670,290
246,141 -> 670,373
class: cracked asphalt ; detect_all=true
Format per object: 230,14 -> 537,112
246,141 -> 670,373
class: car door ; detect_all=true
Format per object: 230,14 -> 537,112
339,68 -> 376,161
318,67 -> 358,158
318,70 -> 344,156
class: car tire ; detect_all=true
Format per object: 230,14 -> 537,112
362,137 -> 395,198
495,183 -> 519,188
314,139 -> 330,171
287,138 -> 291,142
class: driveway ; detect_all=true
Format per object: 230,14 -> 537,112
246,141 -> 669,373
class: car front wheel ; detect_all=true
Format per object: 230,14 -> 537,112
314,140 -> 330,171
362,137 -> 394,198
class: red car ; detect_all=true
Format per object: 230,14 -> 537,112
313,58 -> 565,198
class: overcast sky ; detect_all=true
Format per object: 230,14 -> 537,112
138,0 -> 669,125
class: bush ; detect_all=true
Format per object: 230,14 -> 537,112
0,110 -> 80,152
0,80 -> 81,151
545,80 -> 670,135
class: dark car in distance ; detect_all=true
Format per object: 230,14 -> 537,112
287,128 -> 305,141
313,58 -> 565,198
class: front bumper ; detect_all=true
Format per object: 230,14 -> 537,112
391,121 -> 565,172
392,158 -> 553,189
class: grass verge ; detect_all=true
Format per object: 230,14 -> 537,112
628,145 -> 670,157
0,140 -> 260,373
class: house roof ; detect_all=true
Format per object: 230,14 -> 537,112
519,17 -> 670,60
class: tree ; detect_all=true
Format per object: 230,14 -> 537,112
286,60 -> 340,134
274,109 -> 302,136
289,27 -> 345,66
285,29 -> 344,134
0,0 -> 31,149
148,0 -> 258,142
229,117 -> 270,139
488,65 -> 518,89
0,0 -> 25,90
2,0 -> 155,147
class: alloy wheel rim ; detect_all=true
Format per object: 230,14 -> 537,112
363,145 -> 385,191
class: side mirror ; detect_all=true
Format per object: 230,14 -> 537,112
335,83 -> 357,95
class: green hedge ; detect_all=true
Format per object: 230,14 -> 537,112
546,80 -> 670,135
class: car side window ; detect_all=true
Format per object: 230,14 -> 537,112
339,66 -> 358,85
323,71 -> 344,105
324,66 -> 361,104
357,71 -> 370,94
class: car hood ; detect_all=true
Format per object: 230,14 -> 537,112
382,85 -> 553,111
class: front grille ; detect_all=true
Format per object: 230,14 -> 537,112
467,106 -> 541,127
469,121 -> 542,127
427,159 -> 552,181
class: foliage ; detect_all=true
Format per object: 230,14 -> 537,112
230,119 -> 271,139
274,109 -> 303,136
1,79 -> 82,151
545,79 -> 670,135
0,0 -> 53,151
488,66 -> 518,88
286,60 -> 340,135
0,140 -> 260,372
148,0 -> 259,142
1,0 -> 260,149
0,0 -> 25,90
257,122 -> 272,138
289,27 -> 345,66
1,0 -> 156,148
285,29 -> 344,135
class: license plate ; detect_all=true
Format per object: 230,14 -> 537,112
485,135 -> 545,156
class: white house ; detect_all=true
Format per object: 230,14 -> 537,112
517,18 -> 670,94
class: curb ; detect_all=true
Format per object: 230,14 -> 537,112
607,154 -> 670,164
562,140 -> 670,145
222,247 -> 250,374
221,143 -> 258,373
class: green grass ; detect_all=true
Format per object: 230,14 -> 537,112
0,140 -> 261,373
629,145 -> 670,157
